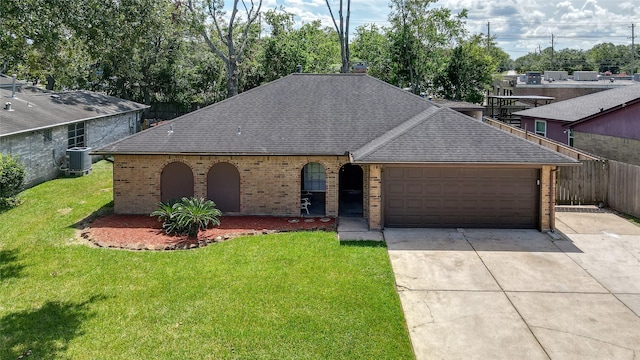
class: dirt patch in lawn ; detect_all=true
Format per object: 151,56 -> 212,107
80,214 -> 336,251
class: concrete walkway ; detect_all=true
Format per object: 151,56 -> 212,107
385,210 -> 640,359
336,217 -> 383,241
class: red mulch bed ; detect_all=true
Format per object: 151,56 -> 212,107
81,214 -> 336,251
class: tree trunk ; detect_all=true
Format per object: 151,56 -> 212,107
227,56 -> 239,98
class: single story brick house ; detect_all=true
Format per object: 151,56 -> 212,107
94,74 -> 578,231
515,84 -> 640,165
0,77 -> 148,186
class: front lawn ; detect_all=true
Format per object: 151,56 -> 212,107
0,161 -> 413,359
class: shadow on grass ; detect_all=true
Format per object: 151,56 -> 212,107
0,295 -> 106,359
0,249 -> 24,281
70,200 -> 114,230
340,240 -> 387,248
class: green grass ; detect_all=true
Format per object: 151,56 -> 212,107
0,161 -> 413,359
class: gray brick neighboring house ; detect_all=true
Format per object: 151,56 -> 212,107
0,75 -> 148,187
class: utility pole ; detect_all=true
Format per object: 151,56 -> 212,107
550,34 -> 555,70
630,23 -> 637,74
487,21 -> 490,51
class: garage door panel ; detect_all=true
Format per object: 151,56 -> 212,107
384,167 -> 539,228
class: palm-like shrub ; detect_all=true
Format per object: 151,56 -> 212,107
151,197 -> 221,237
175,197 -> 221,236
150,199 -> 184,234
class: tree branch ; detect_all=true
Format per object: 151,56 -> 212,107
237,0 -> 262,62
324,0 -> 342,41
208,0 -> 229,48
186,0 -> 229,64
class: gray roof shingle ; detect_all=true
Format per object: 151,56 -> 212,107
353,107 -> 577,164
513,84 -> 640,122
96,74 -> 433,155
0,86 -> 148,137
95,73 -> 577,165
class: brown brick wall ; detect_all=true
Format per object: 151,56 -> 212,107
575,132 -> 640,166
513,86 -> 612,102
367,165 -> 382,229
113,154 -> 356,216
539,165 -> 556,231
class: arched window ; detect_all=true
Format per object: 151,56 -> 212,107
301,162 -> 326,215
160,162 -> 194,202
207,162 -> 240,213
302,162 -> 326,192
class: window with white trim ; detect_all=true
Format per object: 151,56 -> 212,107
535,120 -> 547,137
567,129 -> 574,147
68,122 -> 85,148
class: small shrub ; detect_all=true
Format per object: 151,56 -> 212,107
0,154 -> 26,209
151,197 -> 221,237
150,199 -> 184,234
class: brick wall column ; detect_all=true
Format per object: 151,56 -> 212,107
325,161 -> 339,217
539,165 -> 556,231
368,165 -> 382,230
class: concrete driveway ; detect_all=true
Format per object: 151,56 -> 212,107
385,209 -> 640,359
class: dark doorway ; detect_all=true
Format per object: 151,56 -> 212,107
301,162 -> 326,216
207,162 -> 241,213
161,162 -> 194,202
339,164 -> 363,217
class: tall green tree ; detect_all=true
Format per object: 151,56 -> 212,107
587,43 -> 629,73
433,35 -> 495,103
388,0 -> 467,94
351,24 -> 393,82
258,9 -> 304,82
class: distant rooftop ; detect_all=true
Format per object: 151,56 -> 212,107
0,85 -> 148,137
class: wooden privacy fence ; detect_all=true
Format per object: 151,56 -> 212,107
607,161 -> 640,218
557,160 -> 640,218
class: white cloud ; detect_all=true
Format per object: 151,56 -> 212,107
231,0 -> 638,59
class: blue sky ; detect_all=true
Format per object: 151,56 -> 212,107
254,0 -> 639,60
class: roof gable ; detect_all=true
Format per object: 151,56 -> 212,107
513,84 -> 640,122
353,107 -> 577,164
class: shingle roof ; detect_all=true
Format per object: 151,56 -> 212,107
96,74 -> 433,155
353,107 -> 577,164
0,86 -> 148,137
95,73 -> 577,165
513,84 -> 640,122
430,98 -> 485,111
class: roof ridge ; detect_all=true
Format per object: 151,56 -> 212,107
351,106 -> 440,160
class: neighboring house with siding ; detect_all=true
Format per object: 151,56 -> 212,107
0,80 -> 148,187
514,84 -> 640,165
94,74 -> 578,231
